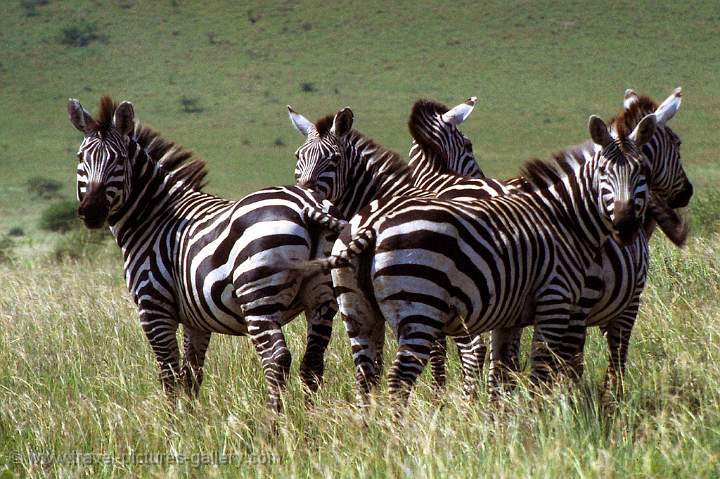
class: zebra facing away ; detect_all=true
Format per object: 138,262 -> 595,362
68,96 -> 344,412
288,98 -> 492,394
321,116 -> 655,402
296,112 -> 658,406
293,89 -> 691,402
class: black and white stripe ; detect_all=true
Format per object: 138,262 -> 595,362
302,114 -> 656,406
69,97 -> 342,412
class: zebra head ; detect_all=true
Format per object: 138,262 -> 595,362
589,114 -> 655,246
408,97 -> 482,178
618,87 -> 692,209
68,97 -> 134,229
288,106 -> 354,201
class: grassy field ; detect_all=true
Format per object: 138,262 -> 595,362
1,0 -> 719,477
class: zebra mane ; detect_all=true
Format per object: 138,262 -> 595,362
132,123 -> 208,191
609,95 -> 658,138
313,113 -> 410,179
518,143 -> 595,192
314,114 -> 335,136
90,95 -> 118,135
407,99 -> 450,160
90,96 -> 208,190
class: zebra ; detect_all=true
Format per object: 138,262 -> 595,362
297,113 -> 657,407
394,89 -> 692,400
67,96 -> 345,413
288,97 -> 494,394
480,89 -> 692,399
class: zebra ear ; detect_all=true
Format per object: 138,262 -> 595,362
441,96 -> 477,125
588,115 -> 613,148
113,101 -> 135,136
630,114 -> 657,146
654,87 -> 682,125
624,89 -> 639,109
331,107 -> 353,137
68,98 -> 97,134
287,105 -> 314,137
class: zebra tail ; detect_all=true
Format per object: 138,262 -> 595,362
282,227 -> 377,275
302,207 -> 348,234
647,196 -> 689,247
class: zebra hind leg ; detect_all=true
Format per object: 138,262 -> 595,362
247,316 -> 293,414
181,326 -> 212,398
488,327 -> 523,400
299,300 -> 336,401
387,319 -> 442,412
429,335 -> 448,398
454,334 -> 487,398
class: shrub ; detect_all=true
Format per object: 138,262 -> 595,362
39,200 -> 79,233
21,0 -> 49,17
179,97 -> 204,114
52,228 -> 110,262
26,176 -> 62,199
60,23 -> 103,48
7,227 -> 24,237
0,236 -> 14,263
300,82 -> 317,93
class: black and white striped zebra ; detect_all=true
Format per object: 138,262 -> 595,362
394,89 -> 692,400
288,98 -> 493,393
299,114 -> 657,406
483,89 -> 692,399
68,96 -> 344,412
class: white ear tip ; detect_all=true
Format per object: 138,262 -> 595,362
624,89 -> 636,99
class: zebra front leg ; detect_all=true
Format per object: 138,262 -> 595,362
454,334 -> 487,398
299,300 -> 335,399
181,326 -> 212,398
429,335 -> 448,396
600,308 -> 638,407
247,316 -> 292,414
528,299 -> 577,390
139,314 -> 181,399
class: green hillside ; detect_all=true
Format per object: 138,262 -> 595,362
2,2 -> 720,477
1,0 -> 718,240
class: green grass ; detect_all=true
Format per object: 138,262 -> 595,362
1,232 -> 719,477
1,0 -> 719,476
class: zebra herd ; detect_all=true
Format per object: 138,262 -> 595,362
67,88 -> 692,414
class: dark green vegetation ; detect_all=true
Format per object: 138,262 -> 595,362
0,1 -> 718,477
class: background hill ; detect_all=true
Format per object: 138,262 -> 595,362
0,0 -> 718,245
1,2 -> 719,477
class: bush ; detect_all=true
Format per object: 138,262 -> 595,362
60,23 -> 103,48
39,200 -> 79,233
7,227 -> 24,237
52,228 -> 110,262
0,236 -> 14,263
179,96 -> 204,114
21,0 -> 49,17
26,176 -> 62,199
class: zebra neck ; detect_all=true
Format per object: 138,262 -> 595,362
107,147 -> 217,254
336,132 -> 416,217
548,160 -> 611,250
